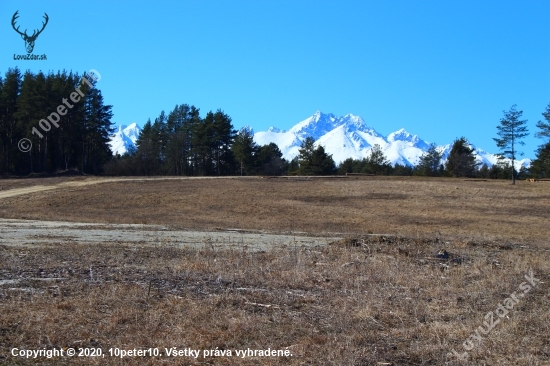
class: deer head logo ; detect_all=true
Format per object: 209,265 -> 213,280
11,11 -> 49,54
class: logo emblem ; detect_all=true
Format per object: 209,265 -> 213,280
11,11 -> 49,54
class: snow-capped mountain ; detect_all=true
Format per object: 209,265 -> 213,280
254,111 -> 530,168
109,123 -> 141,156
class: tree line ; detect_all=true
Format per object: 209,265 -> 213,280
334,104 -> 550,181
104,105 -> 289,176
0,68 -> 113,175
1,67 -> 549,179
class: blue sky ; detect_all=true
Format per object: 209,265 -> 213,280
1,0 -> 548,157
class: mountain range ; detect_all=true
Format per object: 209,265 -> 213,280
108,111 -> 530,168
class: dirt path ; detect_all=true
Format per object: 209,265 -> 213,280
0,176 -> 259,200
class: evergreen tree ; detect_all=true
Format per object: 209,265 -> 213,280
288,156 -> 299,175
231,128 -> 258,175
531,103 -> 550,179
164,104 -> 199,175
392,163 -> 413,176
478,164 -> 489,178
0,68 -> 22,174
134,119 -> 156,175
530,142 -> 550,178
80,75 -> 114,174
338,158 -> 355,175
488,161 -> 512,180
493,105 -> 529,184
297,137 -> 336,175
0,69 -> 113,175
297,137 -> 315,175
212,110 -> 236,175
256,143 -> 287,176
535,102 -> 550,140
363,144 -> 391,175
310,145 -> 336,175
415,143 -> 442,176
445,137 -> 479,177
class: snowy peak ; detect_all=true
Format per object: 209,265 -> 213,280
387,128 -> 429,150
253,111 -> 529,168
289,111 -> 340,139
109,122 -> 141,156
388,128 -> 414,142
240,125 -> 254,134
254,111 -> 394,164
122,123 -> 141,141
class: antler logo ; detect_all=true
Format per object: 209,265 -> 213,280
11,11 -> 49,54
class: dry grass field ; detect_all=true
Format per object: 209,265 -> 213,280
0,176 -> 549,241
0,176 -> 549,365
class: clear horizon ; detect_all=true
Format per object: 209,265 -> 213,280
1,0 -> 548,158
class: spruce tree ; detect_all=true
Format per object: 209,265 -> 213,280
445,137 -> 479,177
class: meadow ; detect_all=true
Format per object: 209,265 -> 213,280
0,176 -> 549,365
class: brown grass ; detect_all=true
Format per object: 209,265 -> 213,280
1,238 -> 549,365
1,176 -> 550,365
0,176 -> 549,242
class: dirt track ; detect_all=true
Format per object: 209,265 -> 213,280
0,176 -> 258,199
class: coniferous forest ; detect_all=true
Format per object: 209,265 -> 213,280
0,68 -> 113,175
1,68 -> 550,179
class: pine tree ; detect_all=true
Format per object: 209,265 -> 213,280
530,103 -> 550,179
310,145 -> 336,175
392,163 -> 413,176
297,137 -> 315,175
297,137 -> 335,175
535,103 -> 550,140
338,158 -> 355,175
80,75 -> 114,174
231,128 -> 258,176
445,137 -> 479,177
416,143 -> 442,176
0,68 -> 22,174
530,142 -> 550,178
493,105 -> 529,184
256,143 -> 286,176
0,69 -> 113,175
134,119 -> 157,175
212,110 -> 236,175
363,144 -> 391,175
